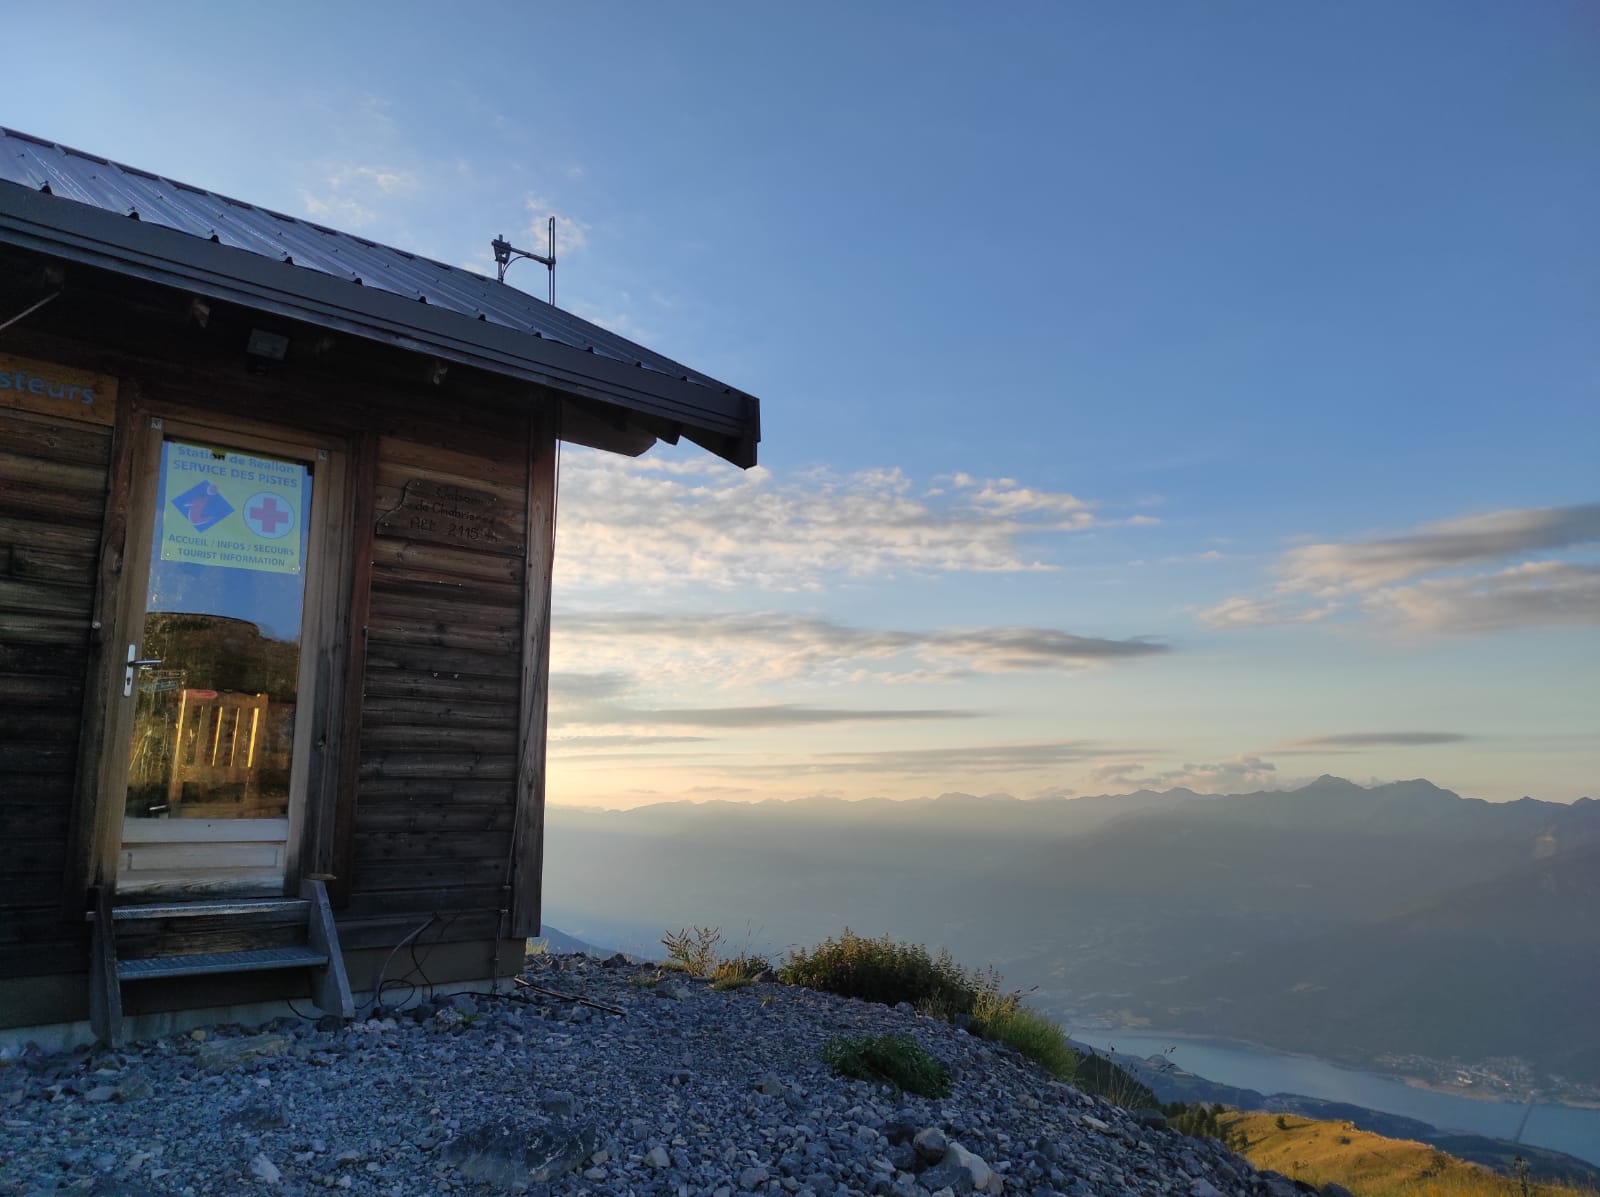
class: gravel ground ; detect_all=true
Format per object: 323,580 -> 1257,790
0,953 -> 1336,1197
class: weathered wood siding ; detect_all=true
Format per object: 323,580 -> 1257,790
0,408 -> 110,976
348,412 -> 533,945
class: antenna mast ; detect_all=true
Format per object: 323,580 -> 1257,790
491,216 -> 557,305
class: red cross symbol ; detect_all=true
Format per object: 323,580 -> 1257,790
245,494 -> 293,537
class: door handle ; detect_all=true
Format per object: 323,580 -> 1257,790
123,644 -> 164,697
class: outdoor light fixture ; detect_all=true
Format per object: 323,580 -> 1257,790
246,329 -> 289,360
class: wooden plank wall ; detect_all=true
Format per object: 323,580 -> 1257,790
0,408 -> 110,976
346,412 -> 532,948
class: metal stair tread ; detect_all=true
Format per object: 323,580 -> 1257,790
117,945 -> 329,981
99,898 -> 312,922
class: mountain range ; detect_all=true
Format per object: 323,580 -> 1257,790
542,777 -> 1600,1086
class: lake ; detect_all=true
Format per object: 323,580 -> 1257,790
1068,1031 -> 1600,1167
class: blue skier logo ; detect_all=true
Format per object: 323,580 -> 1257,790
170,480 -> 235,533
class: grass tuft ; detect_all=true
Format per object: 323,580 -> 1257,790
820,1033 -> 952,1098
982,1006 -> 1078,1080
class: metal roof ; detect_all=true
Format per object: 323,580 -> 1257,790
0,127 -> 758,466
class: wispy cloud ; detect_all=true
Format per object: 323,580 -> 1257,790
525,194 -> 590,256
299,162 -> 419,229
1279,504 -> 1600,596
553,611 -> 1169,689
554,453 -> 1154,594
1200,502 -> 1600,634
1084,754 -> 1282,793
709,740 -> 1139,779
1291,731 -> 1472,749
1362,561 -> 1600,635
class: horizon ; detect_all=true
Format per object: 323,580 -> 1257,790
547,773 -> 1596,813
10,3 -> 1595,809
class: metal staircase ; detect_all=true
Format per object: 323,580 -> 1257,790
88,880 -> 353,1045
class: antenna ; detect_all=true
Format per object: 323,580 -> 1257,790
491,216 -> 557,305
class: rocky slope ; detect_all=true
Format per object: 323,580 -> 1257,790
2,953 -> 1348,1197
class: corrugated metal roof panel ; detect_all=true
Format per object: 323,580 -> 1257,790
0,126 -> 728,391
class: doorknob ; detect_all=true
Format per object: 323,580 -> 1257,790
123,644 -> 164,698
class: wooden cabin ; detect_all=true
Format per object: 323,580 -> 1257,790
0,127 -> 760,1041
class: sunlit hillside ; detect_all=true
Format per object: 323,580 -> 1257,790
1223,1112 -> 1595,1197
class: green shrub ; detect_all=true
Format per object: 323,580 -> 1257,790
711,975 -> 754,992
821,1033 -> 952,1097
778,930 -> 989,1013
982,1006 -> 1077,1079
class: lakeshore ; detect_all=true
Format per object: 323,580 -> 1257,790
1067,1030 -> 1600,1168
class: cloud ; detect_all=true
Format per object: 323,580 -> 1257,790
554,452 -> 1152,593
300,162 -> 422,229
1197,596 -> 1334,629
1361,561 -> 1600,634
300,190 -> 375,228
573,704 -> 976,730
1200,502 -> 1600,635
552,611 -> 1169,688
331,165 -> 418,195
1292,731 -> 1472,749
1084,755 -> 1282,793
525,194 -> 590,255
1278,504 -> 1600,596
716,740 -> 1136,779
550,733 -> 712,751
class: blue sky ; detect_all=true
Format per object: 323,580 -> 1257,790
11,2 -> 1597,805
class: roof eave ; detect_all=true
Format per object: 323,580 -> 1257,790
0,184 -> 760,467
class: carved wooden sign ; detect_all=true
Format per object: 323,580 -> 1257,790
377,479 -> 521,553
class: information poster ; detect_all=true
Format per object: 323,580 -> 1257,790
159,441 -> 305,575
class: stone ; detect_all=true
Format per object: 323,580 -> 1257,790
1321,1187 -> 1358,1197
249,1153 -> 282,1184
917,1163 -> 974,1195
84,1085 -> 118,1104
1189,1181 -> 1224,1197
1130,1109 -> 1168,1130
757,1072 -> 787,1097
941,1144 -> 995,1193
440,1117 -> 601,1190
740,1165 -> 771,1189
645,1146 -> 671,1169
195,1034 -> 290,1074
913,1127 -> 949,1163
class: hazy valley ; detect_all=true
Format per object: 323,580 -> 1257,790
544,777 -> 1600,1100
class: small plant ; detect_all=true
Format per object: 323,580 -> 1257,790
821,1033 -> 951,1098
980,1005 -> 1076,1080
710,951 -> 771,984
1275,1114 -> 1291,1131
779,930 -> 987,1013
1071,1047 -> 1159,1109
711,975 -> 753,992
661,925 -> 724,976
627,973 -> 659,988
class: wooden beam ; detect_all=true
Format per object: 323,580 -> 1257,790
326,428 -> 378,907
87,885 -> 121,1045
62,385 -> 133,917
508,404 -> 556,939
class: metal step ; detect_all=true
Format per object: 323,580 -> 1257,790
117,945 -> 329,981
94,899 -> 311,923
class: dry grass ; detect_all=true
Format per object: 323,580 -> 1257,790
1223,1112 -> 1595,1197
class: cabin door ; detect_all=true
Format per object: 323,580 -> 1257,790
109,415 -> 341,900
